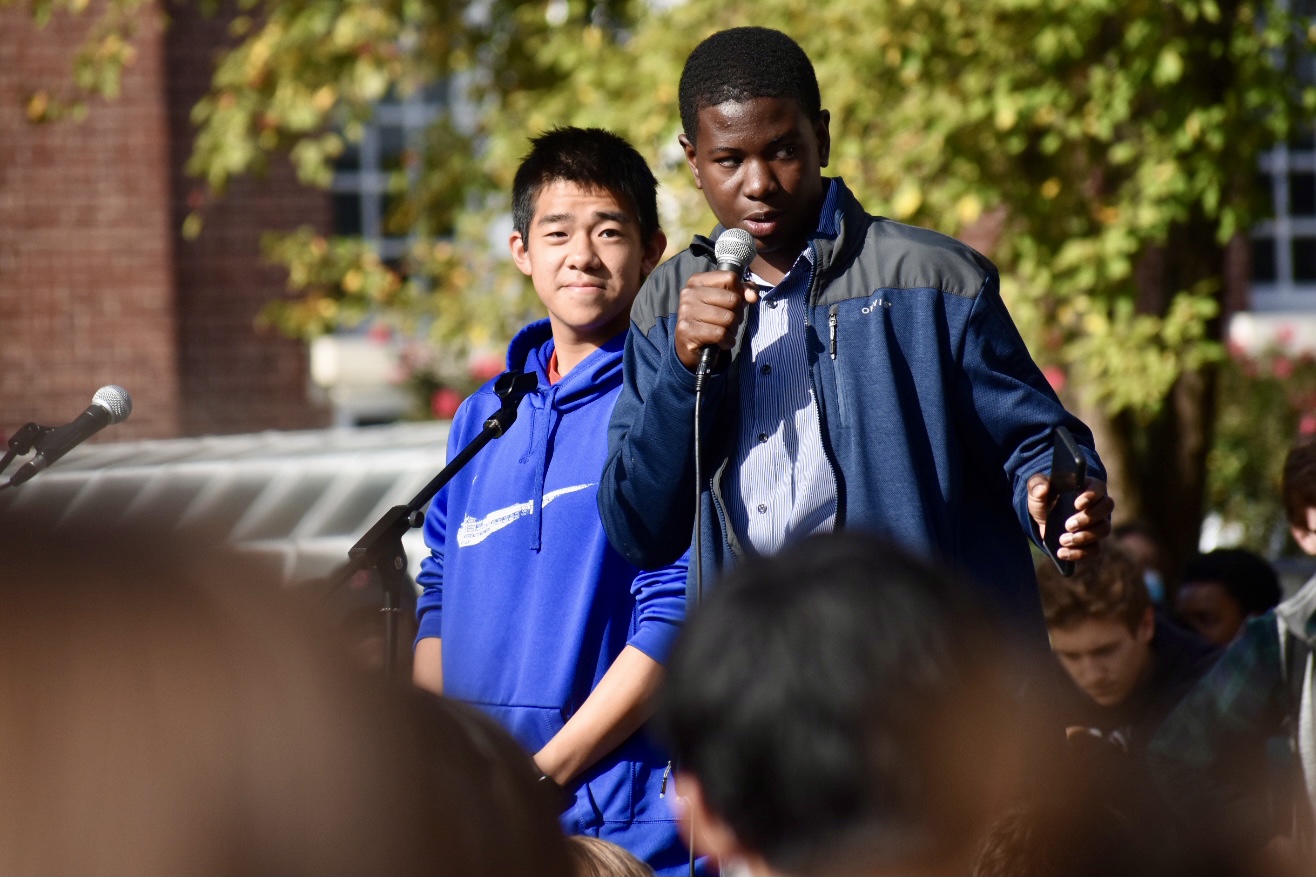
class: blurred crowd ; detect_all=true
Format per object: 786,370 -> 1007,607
0,436 -> 1312,876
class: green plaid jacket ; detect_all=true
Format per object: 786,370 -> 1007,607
1149,575 -> 1316,853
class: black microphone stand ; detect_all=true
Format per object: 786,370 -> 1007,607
325,370 -> 539,677
0,422 -> 48,491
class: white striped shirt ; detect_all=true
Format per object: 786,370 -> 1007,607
725,182 -> 840,555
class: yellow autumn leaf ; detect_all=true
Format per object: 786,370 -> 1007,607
892,184 -> 923,219
312,85 -> 336,112
956,194 -> 983,225
25,90 -> 49,121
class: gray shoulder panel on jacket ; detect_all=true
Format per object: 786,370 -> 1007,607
630,249 -> 708,336
815,217 -> 996,308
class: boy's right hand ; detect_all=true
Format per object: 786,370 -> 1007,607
674,270 -> 759,372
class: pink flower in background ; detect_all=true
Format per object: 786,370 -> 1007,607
431,387 -> 463,420
1226,339 -> 1249,360
1275,324 -> 1297,347
1042,366 -> 1067,394
367,323 -> 393,344
387,361 -> 411,385
469,355 -> 504,383
1301,413 -> 1316,436
1273,356 -> 1294,380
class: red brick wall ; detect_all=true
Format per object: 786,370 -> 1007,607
0,5 -> 182,442
0,1 -> 332,446
164,1 -> 332,436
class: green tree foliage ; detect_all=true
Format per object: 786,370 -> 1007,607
795,0 -> 1315,573
181,0 -> 642,368
5,0 -> 153,122
1209,330 -> 1316,552
13,0 -> 1316,568
495,0 -> 1315,572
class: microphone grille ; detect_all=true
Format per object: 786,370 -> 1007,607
91,385 -> 133,424
714,228 -> 756,273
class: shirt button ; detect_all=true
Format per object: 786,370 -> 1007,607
760,364 -> 772,375
766,299 -> 779,309
757,503 -> 768,514
757,432 -> 769,443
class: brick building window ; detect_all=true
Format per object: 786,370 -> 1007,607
331,83 -> 448,260
1250,0 -> 1316,312
1252,133 -> 1316,311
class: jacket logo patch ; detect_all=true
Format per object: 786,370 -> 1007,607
456,483 -> 593,547
861,293 -> 893,314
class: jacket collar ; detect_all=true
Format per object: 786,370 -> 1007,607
1278,572 -> 1316,644
504,318 -> 625,412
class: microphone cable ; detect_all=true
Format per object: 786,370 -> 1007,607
686,228 -> 752,877
690,229 -> 754,611
693,359 -> 711,609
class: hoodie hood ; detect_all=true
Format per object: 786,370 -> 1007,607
1278,573 -> 1316,645
505,318 -> 626,414
506,319 -> 554,373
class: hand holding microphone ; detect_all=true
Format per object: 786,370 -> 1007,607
6,386 -> 133,487
674,228 -> 757,375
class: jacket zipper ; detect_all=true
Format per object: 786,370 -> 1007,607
710,460 -> 739,562
806,259 -> 843,527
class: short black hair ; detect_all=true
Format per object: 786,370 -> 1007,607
1180,548 -> 1282,617
511,127 -> 660,244
655,532 -> 1012,872
678,27 -> 821,144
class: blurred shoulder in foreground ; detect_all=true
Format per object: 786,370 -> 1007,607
0,520 -> 571,876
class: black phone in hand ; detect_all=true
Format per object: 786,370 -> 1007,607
1044,426 -> 1086,577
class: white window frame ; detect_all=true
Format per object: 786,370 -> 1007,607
330,85 -> 448,261
1250,141 -> 1316,312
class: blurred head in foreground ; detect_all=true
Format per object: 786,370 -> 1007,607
974,785 -> 1158,877
655,532 -> 1025,875
0,522 -> 570,876
566,834 -> 656,877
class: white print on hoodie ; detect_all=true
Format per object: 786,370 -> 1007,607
455,483 -> 592,547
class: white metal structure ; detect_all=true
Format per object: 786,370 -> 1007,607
0,422 -> 451,587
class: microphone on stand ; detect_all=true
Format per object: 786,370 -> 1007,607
695,228 -> 756,378
7,386 -> 133,487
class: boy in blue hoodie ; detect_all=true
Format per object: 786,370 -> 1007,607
412,128 -> 690,873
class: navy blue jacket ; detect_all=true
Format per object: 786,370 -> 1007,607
599,178 -> 1104,629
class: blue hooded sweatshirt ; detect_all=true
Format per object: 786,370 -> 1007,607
415,320 -> 689,873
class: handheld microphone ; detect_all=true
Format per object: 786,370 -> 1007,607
696,228 -> 756,377
8,385 -> 133,487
